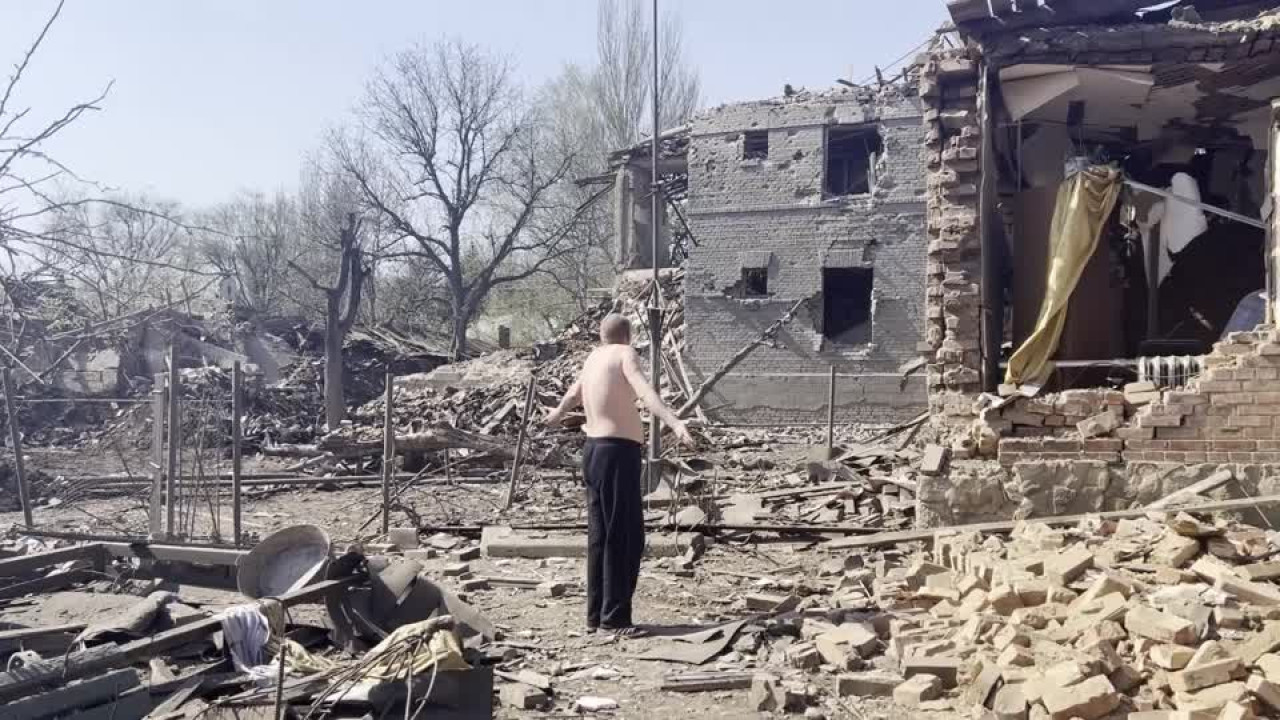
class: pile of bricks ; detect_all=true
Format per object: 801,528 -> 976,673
830,513 -> 1280,719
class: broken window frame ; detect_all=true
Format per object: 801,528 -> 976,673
741,267 -> 768,297
743,130 -> 769,161
821,267 -> 874,346
824,125 -> 882,197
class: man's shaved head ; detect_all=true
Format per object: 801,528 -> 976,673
600,313 -> 632,345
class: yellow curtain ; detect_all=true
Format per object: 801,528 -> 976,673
1005,165 -> 1122,386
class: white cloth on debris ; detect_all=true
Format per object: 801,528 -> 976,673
218,604 -> 278,684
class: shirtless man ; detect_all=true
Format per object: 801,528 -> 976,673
545,313 -> 692,635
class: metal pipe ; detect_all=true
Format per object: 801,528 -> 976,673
1125,178 -> 1266,230
381,372 -> 395,536
165,344 -> 180,538
647,0 -> 663,493
232,361 -> 243,546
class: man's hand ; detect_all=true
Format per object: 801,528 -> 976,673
668,419 -> 695,447
544,407 -> 566,427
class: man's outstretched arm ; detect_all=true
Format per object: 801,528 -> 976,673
545,377 -> 582,426
620,348 -> 693,445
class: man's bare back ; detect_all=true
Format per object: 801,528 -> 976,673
579,344 -> 645,442
545,317 -> 692,447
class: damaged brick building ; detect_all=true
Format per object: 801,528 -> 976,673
918,1 -> 1280,525
611,84 -> 931,425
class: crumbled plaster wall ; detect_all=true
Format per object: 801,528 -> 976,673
681,88 -> 929,424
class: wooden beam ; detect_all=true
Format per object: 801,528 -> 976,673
5,668 -> 138,720
0,569 -> 92,600
1146,469 -> 1234,509
0,545 -> 104,580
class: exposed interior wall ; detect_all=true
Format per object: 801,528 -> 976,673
681,88 -> 929,424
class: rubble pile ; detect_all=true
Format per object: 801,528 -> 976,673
336,268 -> 686,445
826,512 -> 1280,719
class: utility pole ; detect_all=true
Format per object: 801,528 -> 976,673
647,0 -> 663,492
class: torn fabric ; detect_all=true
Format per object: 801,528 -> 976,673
1006,165 -> 1123,386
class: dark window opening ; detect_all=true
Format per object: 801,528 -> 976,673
825,127 -> 882,196
823,267 -> 873,345
743,130 -> 769,160
742,267 -> 768,297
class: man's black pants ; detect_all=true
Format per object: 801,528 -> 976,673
583,436 -> 645,630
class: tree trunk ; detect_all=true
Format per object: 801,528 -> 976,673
323,293 -> 345,429
451,310 -> 469,361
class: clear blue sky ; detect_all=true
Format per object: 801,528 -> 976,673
2,1 -> 948,208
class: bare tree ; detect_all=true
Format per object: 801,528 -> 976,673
502,0 -> 700,330
41,195 -> 192,322
196,192 -> 301,319
333,40 -> 581,359
287,165 -> 373,428
594,0 -> 700,149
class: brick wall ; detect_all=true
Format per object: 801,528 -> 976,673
920,51 -> 986,424
989,330 -> 1280,466
682,87 -> 929,425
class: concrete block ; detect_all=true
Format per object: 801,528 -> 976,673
1044,544 -> 1093,586
1127,605 -> 1197,645
1188,641 -> 1232,669
1217,701 -> 1255,720
536,581 -> 566,598
500,683 -> 549,710
387,527 -> 419,549
1169,658 -> 1241,693
920,445 -> 949,475
443,563 -> 469,577
1041,675 -> 1119,720
893,673 -> 942,707
1152,533 -> 1202,568
989,584 -> 1023,614
453,546 -> 481,562
1151,645 -> 1195,670
1175,682 -> 1249,711
1235,622 -> 1280,664
835,672 -> 903,697
1256,653 -> 1280,682
903,656 -> 962,687
993,683 -> 1029,720
1248,674 -> 1280,710
1217,576 -> 1280,606
786,641 -> 821,670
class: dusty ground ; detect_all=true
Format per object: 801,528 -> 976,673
1,428 -> 919,719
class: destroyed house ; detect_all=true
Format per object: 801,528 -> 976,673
611,85 -> 931,425
916,1 -> 1280,523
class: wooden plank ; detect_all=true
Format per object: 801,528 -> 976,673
1147,469 -> 1234,509
144,675 -> 202,719
5,668 -> 138,720
0,545 -> 103,580
0,643 -> 125,704
97,542 -> 248,567
0,569 -> 92,600
661,671 -> 755,692
827,492 -> 1280,551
